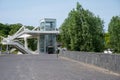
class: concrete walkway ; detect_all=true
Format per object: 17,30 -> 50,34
0,54 -> 120,80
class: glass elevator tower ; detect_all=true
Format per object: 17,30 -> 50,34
39,18 -> 56,53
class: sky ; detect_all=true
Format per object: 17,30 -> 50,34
0,0 -> 120,32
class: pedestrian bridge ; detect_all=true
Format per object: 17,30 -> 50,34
0,18 -> 59,54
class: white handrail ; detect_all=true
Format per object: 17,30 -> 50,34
13,41 -> 32,54
2,40 -> 32,54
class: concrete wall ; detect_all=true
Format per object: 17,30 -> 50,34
60,51 -> 120,74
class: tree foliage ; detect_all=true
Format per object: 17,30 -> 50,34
108,16 -> 120,53
104,32 -> 110,49
0,23 -> 11,37
9,23 -> 23,35
0,23 -> 23,37
60,2 -> 104,52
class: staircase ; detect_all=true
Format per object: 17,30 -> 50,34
1,38 -> 32,54
0,26 -> 32,54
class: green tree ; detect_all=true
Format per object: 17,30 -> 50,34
104,32 -> 110,49
9,23 -> 22,35
60,18 -> 71,49
25,25 -> 34,30
108,16 -> 120,53
0,23 -> 11,37
60,2 -> 104,52
28,38 -> 37,51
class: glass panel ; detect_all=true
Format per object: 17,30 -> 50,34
45,22 -> 55,31
40,22 -> 45,31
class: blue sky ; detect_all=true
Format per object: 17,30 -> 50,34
0,0 -> 120,31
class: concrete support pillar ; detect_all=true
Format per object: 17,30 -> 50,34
44,35 -> 46,53
24,37 -> 28,49
37,36 -> 40,54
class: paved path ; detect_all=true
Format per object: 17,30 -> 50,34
0,54 -> 120,80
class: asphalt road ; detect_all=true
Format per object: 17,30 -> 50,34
0,54 -> 120,80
